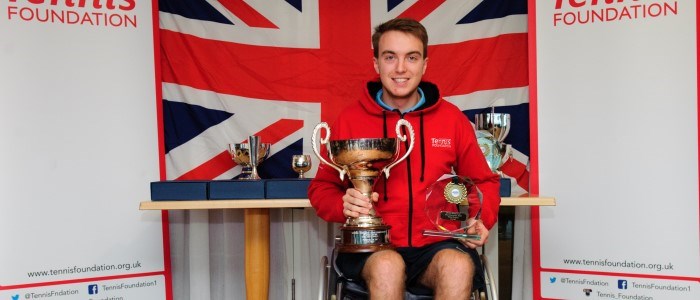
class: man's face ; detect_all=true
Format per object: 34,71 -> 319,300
374,30 -> 428,103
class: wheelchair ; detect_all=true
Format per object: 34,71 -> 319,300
319,238 -> 498,300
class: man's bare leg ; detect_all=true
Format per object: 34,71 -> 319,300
419,249 -> 475,300
362,250 -> 406,300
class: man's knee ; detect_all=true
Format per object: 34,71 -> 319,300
423,249 -> 476,289
362,250 -> 406,297
437,249 -> 475,273
362,250 -> 405,281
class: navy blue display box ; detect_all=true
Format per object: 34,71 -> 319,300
265,178 -> 312,199
150,180 -> 209,201
499,177 -> 511,197
209,180 -> 265,200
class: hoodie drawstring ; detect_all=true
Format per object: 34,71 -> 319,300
419,112 -> 425,182
382,111 -> 389,202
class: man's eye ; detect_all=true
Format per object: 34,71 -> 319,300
408,56 -> 419,62
384,56 -> 395,62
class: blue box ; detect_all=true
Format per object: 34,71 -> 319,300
265,178 -> 312,199
499,177 -> 512,197
209,180 -> 265,199
150,181 -> 209,201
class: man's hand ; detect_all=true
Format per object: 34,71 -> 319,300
459,219 -> 490,249
342,188 -> 378,218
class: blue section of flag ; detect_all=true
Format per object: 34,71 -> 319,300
162,100 -> 233,153
285,0 -> 303,12
463,103 -> 529,157
457,0 -> 527,24
159,0 -> 233,25
387,0 -> 403,12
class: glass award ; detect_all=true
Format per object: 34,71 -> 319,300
422,174 -> 483,241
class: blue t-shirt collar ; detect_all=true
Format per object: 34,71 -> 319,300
375,87 -> 425,113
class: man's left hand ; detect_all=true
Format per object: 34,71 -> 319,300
459,219 -> 489,249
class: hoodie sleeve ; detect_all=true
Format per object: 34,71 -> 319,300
454,114 -> 502,230
307,150 -> 349,224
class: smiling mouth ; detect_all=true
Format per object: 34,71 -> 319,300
393,78 -> 408,83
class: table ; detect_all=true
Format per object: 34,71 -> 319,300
140,196 -> 555,300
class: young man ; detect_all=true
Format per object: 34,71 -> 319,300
308,18 -> 501,299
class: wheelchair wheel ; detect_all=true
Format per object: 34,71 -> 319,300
480,254 -> 498,300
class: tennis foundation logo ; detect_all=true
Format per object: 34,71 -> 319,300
431,138 -> 452,148
553,0 -> 679,27
6,0 -> 139,28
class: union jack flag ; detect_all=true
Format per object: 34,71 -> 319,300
159,0 -> 530,195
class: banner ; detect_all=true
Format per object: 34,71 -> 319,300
0,1 -> 168,299
158,0 -> 531,195
531,0 -> 699,299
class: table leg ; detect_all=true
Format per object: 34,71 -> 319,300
244,208 -> 270,300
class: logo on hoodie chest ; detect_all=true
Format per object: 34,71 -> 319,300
431,138 -> 452,148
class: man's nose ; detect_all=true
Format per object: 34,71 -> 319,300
395,57 -> 407,72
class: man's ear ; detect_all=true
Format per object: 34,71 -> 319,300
422,57 -> 429,75
373,57 -> 379,74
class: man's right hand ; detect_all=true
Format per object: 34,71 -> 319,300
341,188 -> 378,218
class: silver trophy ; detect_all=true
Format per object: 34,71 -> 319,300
312,120 -> 414,253
475,112 -> 512,175
291,154 -> 312,179
228,136 -> 271,180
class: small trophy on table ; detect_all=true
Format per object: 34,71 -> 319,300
228,136 -> 271,180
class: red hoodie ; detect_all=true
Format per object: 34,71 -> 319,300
308,81 -> 501,248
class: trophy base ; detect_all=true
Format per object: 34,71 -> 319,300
422,229 -> 481,241
237,167 -> 261,180
337,220 -> 393,253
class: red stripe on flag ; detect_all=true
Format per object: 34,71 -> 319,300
426,33 -> 529,95
160,31 -> 528,103
397,0 -> 446,21
160,30 -> 326,102
501,159 -> 529,194
175,119 -> 304,180
176,151 -> 233,180
219,0 -> 278,29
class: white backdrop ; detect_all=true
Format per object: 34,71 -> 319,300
0,1 -> 166,299
533,1 -> 699,299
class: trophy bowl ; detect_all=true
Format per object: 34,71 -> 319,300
291,154 -> 312,179
475,112 -> 510,142
228,136 -> 271,180
312,120 -> 414,253
475,112 -> 512,175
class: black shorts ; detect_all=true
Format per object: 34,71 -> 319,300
335,239 -> 485,294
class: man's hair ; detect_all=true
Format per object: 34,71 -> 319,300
372,18 -> 428,58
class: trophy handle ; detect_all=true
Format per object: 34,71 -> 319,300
501,143 -> 513,167
312,122 -> 347,181
383,119 -> 415,178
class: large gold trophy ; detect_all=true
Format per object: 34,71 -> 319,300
312,120 -> 414,253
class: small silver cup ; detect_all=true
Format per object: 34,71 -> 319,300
291,154 -> 312,178
228,136 -> 270,180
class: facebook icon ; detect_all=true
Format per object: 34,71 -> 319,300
618,280 -> 628,289
88,284 -> 99,295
